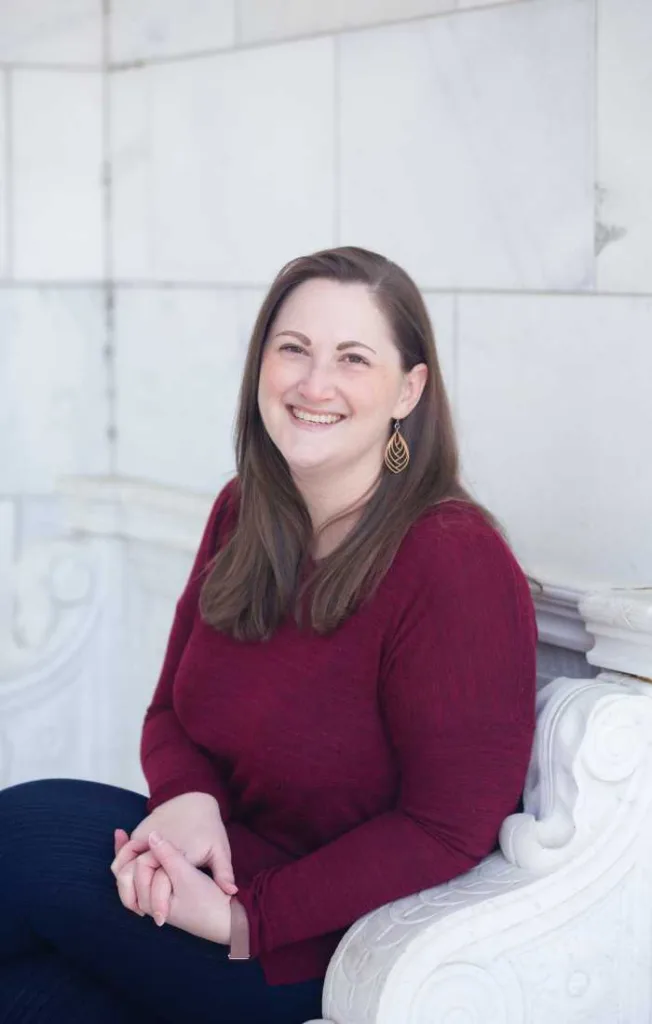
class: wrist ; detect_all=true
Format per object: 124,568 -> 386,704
227,897 -> 251,960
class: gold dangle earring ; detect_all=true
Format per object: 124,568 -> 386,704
384,419 -> 410,474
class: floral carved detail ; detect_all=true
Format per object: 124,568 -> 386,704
0,539 -> 102,704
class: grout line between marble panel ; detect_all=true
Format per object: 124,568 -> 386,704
102,1 -> 113,282
0,281 -> 650,300
0,280 -> 106,288
107,282 -> 652,300
332,35 -> 340,246
232,0 -> 242,47
104,287 -> 117,470
107,0 -> 534,72
3,69 -> 14,279
0,62 -> 100,72
102,0 -> 117,475
592,0 -> 600,288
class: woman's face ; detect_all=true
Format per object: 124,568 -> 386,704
257,278 -> 426,480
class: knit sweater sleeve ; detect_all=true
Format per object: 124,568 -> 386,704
141,479 -> 235,817
236,513 -> 538,955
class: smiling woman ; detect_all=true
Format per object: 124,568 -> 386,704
201,246 -> 494,640
0,246 -> 536,1024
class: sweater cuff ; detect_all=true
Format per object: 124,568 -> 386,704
228,897 -> 251,960
146,778 -> 231,821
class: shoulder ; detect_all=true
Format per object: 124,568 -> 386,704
194,477 -> 240,567
207,476 -> 240,532
377,501 -> 537,662
390,499 -> 532,607
402,499 -> 509,562
215,475 -> 240,514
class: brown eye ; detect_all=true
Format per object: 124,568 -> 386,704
279,343 -> 306,355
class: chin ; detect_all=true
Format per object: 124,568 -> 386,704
283,450 -> 334,474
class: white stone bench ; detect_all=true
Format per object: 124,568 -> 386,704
311,667 -> 652,1023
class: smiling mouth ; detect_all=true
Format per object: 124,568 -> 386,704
288,406 -> 346,426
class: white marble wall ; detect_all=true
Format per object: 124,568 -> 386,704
457,293 -> 652,586
113,288 -> 259,488
106,0 -> 652,590
2,0 -> 652,611
0,1 -> 102,65
0,1 -> 107,630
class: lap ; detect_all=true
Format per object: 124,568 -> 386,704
0,779 -> 323,1024
0,777 -> 145,913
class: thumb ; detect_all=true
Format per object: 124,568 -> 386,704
209,849 -> 238,896
148,831 -> 187,881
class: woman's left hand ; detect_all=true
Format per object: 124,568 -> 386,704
136,831 -> 233,944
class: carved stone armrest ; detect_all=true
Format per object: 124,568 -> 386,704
310,675 -> 652,1024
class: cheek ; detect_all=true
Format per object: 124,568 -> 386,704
351,375 -> 394,417
259,356 -> 295,401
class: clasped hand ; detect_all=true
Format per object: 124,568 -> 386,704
110,792 -> 236,945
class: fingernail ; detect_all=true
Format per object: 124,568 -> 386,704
149,830 -> 161,845
154,913 -> 165,927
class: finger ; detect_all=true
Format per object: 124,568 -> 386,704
134,853 -> 155,917
115,863 -> 145,917
111,836 -> 150,877
209,851 -> 238,895
114,828 -> 130,859
150,867 -> 172,927
147,831 -> 187,883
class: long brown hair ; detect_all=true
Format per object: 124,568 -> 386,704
200,246 -> 496,641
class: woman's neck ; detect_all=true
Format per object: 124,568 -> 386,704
293,460 -> 382,560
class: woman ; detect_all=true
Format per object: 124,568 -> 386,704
0,247 -> 537,1023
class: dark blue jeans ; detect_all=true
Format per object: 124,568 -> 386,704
0,779 -> 324,1023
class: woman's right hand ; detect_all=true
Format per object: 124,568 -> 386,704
111,791 -> 237,922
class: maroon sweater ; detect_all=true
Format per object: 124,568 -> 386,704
141,479 -> 537,985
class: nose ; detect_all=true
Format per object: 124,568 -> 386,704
296,361 -> 337,403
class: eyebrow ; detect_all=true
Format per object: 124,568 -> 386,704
273,329 -> 377,355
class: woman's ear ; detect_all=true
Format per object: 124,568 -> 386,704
393,363 -> 428,420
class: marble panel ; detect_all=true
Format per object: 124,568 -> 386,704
238,0 -> 520,45
457,294 -> 652,588
115,288 -> 254,491
0,288 -> 109,493
111,37 -> 335,283
0,72 -> 6,277
235,286 -> 267,346
597,0 -> 652,293
110,0 -> 235,64
0,0 -> 102,66
339,0 -> 595,290
422,293 -> 456,409
12,71 -> 103,280
0,499 -> 16,636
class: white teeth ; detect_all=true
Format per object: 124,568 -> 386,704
291,407 -> 343,425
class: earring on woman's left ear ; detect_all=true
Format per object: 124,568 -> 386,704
384,419 -> 410,474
